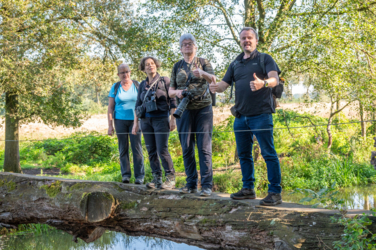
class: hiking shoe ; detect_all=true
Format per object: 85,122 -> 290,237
179,186 -> 197,194
230,188 -> 256,200
122,176 -> 130,183
260,192 -> 282,206
135,179 -> 144,185
146,173 -> 159,189
199,187 -> 212,197
160,174 -> 175,189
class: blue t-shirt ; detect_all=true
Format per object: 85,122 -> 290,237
108,82 -> 138,120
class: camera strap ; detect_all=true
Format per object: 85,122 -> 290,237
142,77 -> 160,104
184,57 -> 196,88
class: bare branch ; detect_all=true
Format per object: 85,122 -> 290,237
288,1 -> 376,16
210,0 -> 241,46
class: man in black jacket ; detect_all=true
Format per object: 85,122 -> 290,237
209,27 -> 282,206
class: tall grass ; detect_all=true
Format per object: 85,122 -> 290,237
0,110 -> 375,192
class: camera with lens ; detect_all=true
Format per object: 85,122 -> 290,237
173,90 -> 194,119
145,91 -> 158,113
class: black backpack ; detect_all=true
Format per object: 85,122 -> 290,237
229,53 -> 284,100
114,80 -> 139,97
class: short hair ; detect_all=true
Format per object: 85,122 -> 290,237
117,63 -> 130,72
179,33 -> 197,48
239,27 -> 259,40
138,56 -> 161,71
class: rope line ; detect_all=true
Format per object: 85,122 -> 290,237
1,119 -> 375,142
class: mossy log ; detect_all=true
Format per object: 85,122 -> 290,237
0,173 -> 374,250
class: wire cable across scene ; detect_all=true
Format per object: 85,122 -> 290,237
1,119 -> 375,142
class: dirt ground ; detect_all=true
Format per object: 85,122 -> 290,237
0,102 -> 361,142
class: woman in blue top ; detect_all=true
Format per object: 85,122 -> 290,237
108,63 -> 145,184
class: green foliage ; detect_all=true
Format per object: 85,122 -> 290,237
290,182 -> 345,209
212,170 -> 243,193
60,135 -> 116,164
2,111 -> 376,192
294,184 -> 376,249
3,224 -> 55,236
332,209 -> 376,250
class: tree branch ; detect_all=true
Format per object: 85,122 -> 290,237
211,0 -> 241,46
256,0 -> 266,43
264,0 -> 296,47
288,1 -> 376,16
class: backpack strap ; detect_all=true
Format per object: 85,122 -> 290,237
160,76 -> 171,107
198,57 -> 216,106
229,54 -> 266,100
198,57 -> 205,69
114,80 -> 139,97
132,80 -> 139,89
259,53 -> 266,75
113,81 -> 121,97
173,60 -> 185,78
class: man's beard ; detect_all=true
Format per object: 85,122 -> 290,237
243,46 -> 259,59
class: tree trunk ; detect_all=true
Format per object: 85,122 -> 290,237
3,93 -> 21,173
2,173 -> 369,249
359,101 -> 366,139
327,115 -> 333,149
95,89 -> 101,115
373,110 -> 376,135
243,0 -> 255,28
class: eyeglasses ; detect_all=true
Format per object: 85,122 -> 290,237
182,43 -> 194,47
118,71 -> 130,75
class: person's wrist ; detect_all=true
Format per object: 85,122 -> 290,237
263,80 -> 269,88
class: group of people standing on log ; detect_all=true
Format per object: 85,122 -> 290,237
107,27 -> 283,206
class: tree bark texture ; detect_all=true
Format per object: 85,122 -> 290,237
0,173 -> 375,250
326,116 -> 333,149
359,101 -> 366,139
3,93 -> 21,173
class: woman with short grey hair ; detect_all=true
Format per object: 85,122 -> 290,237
168,33 -> 216,196
108,63 -> 145,184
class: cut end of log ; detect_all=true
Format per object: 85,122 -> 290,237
80,192 -> 116,222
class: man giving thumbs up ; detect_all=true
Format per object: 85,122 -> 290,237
210,27 -> 282,206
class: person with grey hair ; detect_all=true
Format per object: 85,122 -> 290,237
169,33 -> 216,196
209,27 -> 282,206
108,63 -> 145,184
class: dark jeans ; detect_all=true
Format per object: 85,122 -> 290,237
234,113 -> 282,193
176,105 -> 213,189
114,119 -> 145,180
141,117 -> 175,176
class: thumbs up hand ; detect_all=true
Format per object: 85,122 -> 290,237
250,73 -> 264,91
209,75 -> 218,93
192,62 -> 204,78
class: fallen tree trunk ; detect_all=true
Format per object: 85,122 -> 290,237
0,173 -> 373,249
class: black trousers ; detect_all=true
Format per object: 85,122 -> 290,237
114,119 -> 145,180
176,105 -> 213,189
141,117 -> 175,176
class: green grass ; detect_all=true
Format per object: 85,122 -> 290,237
0,110 -> 375,193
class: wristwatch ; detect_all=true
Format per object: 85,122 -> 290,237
264,80 -> 269,88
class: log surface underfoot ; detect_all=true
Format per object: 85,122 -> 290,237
0,173 -> 374,250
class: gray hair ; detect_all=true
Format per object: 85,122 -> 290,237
117,63 -> 130,72
239,27 -> 259,40
179,33 -> 197,48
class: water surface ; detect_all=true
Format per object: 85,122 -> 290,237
0,230 -> 203,250
280,185 -> 376,210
